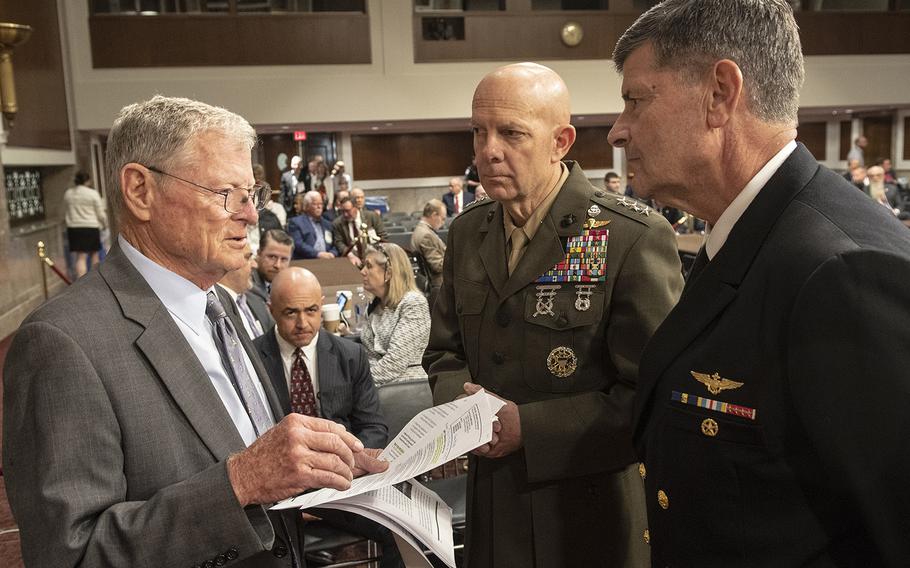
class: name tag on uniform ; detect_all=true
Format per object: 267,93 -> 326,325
536,228 -> 609,283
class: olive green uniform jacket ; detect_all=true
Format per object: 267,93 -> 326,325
424,162 -> 683,568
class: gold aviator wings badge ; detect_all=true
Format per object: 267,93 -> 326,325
690,371 -> 744,395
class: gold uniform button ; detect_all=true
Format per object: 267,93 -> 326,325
657,490 -> 669,510
638,463 -> 646,479
701,418 -> 718,437
643,529 -> 650,545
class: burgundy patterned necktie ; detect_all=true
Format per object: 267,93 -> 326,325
290,348 -> 318,416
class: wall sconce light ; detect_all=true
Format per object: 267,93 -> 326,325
560,22 -> 583,48
0,22 -> 34,129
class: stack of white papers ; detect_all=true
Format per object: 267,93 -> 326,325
272,389 -> 505,567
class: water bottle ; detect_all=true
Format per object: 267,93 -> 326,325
354,286 -> 369,332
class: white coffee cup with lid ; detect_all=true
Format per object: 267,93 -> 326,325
322,303 -> 341,334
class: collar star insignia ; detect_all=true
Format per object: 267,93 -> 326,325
690,371 -> 745,395
615,195 -> 651,217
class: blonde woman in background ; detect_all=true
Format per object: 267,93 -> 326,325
359,243 -> 430,385
63,171 -> 107,277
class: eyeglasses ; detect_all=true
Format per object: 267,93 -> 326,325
145,165 -> 270,214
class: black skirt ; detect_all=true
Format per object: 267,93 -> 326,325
67,227 -> 101,253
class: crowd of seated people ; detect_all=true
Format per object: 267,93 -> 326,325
241,164 -> 446,390
844,155 -> 909,219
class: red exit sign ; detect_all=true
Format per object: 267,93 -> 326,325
293,131 -> 307,141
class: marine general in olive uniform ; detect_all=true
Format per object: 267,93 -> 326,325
423,63 -> 684,568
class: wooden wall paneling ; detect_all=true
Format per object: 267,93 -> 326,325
839,121 -> 853,161
565,126 -> 613,169
352,132 -> 474,180
796,121 -> 827,161
861,115 -> 893,165
414,11 -> 910,63
414,12 -> 638,63
90,13 -> 371,67
0,0 -> 71,150
796,12 -> 910,56
260,134 -> 298,194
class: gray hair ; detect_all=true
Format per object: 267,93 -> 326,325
612,0 -> 804,125
302,190 -> 323,207
423,199 -> 445,218
105,95 -> 257,214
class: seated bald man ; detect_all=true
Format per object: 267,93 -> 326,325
253,267 -> 403,567
253,267 -> 387,446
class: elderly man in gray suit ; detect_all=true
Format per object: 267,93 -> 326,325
2,95 -> 387,568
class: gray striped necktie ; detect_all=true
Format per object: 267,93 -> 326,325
205,291 -> 273,437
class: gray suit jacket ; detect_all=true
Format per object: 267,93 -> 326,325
2,242 -> 302,568
249,269 -> 270,303
253,328 -> 388,449
246,291 -> 274,334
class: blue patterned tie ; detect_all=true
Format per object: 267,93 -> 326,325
205,291 -> 273,437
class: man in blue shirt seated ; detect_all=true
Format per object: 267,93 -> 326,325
288,191 -> 338,259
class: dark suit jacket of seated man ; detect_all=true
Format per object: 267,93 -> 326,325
288,214 -> 340,260
254,326 -> 387,447
288,190 -> 340,260
442,179 -> 475,217
252,266 -> 387,447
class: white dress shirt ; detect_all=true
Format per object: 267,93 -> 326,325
276,330 -> 322,415
706,140 -> 797,260
120,235 -> 274,446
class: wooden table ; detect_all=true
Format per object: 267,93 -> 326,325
290,257 -> 364,303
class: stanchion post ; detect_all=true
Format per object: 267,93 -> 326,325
37,240 -> 48,300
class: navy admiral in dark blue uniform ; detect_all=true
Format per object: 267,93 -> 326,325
609,1 -> 910,566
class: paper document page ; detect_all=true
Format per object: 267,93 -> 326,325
272,389 -> 503,511
321,478 -> 456,567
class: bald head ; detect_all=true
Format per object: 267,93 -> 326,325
271,267 -> 321,301
269,267 -> 324,347
473,62 -> 572,127
470,62 -> 576,212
